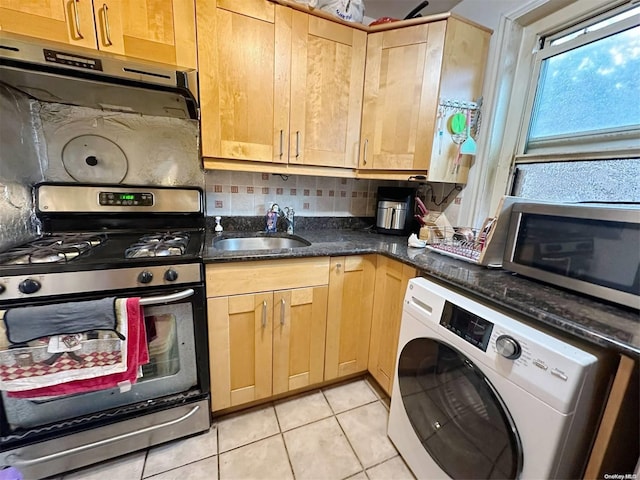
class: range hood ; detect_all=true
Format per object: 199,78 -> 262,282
0,33 -> 198,120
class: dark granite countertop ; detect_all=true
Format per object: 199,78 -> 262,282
203,228 -> 640,357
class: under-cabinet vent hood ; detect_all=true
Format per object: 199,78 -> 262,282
0,33 -> 198,119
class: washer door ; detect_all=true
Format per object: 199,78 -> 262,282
397,338 -> 523,479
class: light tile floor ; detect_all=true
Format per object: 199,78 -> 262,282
58,378 -> 415,480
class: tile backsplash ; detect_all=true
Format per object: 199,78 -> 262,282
204,171 -> 396,217
204,170 -> 465,226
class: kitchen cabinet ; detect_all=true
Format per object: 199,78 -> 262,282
325,255 -> 376,381
206,258 -> 329,411
359,17 -> 490,182
0,0 -> 196,68
197,0 -> 366,169
367,256 -> 416,396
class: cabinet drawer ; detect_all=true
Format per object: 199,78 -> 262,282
206,257 -> 330,297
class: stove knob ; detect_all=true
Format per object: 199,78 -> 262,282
495,335 -> 521,360
0,284 -> 5,294
19,278 -> 41,294
138,271 -> 153,284
164,269 -> 179,282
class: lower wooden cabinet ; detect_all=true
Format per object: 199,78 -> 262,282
325,255 -> 376,380
368,256 -> 416,396
206,258 -> 329,411
206,254 -> 416,410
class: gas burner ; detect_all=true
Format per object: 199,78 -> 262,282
125,232 -> 190,258
0,234 -> 106,265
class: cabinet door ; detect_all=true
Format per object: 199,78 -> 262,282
0,0 -> 96,49
360,22 -> 445,171
208,293 -> 273,411
197,0 -> 291,162
325,255 -> 376,380
289,11 -> 365,168
368,256 -> 416,395
93,0 -> 196,68
273,286 -> 328,395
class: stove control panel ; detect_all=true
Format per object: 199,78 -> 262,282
0,263 -> 201,301
99,191 -> 154,207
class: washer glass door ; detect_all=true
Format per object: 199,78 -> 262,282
397,338 -> 523,479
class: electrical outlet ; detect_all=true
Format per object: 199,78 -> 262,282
454,197 -> 462,205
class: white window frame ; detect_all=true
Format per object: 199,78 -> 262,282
515,3 -> 640,163
477,0 -> 638,223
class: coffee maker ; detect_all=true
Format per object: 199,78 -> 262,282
375,186 -> 417,235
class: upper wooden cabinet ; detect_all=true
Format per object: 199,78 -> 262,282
359,18 -> 490,182
289,11 -> 366,168
0,0 -> 196,68
198,0 -> 366,169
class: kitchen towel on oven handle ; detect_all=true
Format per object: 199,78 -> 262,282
6,297 -> 149,398
0,298 -> 145,393
3,297 -> 124,344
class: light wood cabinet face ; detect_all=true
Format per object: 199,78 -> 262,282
93,0 -> 196,68
208,293 -> 273,412
360,22 -> 445,171
0,0 -> 97,48
273,287 -> 328,395
289,12 -> 366,168
206,258 -> 330,412
325,255 -> 376,380
368,256 -> 416,396
1,1 -> 195,67
198,2 -> 366,169
197,0 -> 285,162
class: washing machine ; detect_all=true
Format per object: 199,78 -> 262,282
388,277 -> 612,479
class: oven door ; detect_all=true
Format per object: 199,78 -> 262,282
0,286 -> 207,435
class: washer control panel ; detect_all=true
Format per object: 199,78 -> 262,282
405,277 -> 598,414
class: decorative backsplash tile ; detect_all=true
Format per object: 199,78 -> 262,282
204,171 -> 387,217
204,171 -> 463,223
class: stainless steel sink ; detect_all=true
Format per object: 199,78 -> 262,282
213,234 -> 311,251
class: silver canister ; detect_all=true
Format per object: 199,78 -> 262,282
376,201 -> 408,230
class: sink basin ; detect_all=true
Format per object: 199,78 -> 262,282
213,234 -> 311,251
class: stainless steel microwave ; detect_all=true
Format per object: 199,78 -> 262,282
503,202 -> 640,309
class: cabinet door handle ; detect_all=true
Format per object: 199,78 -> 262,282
295,131 -> 300,158
280,298 -> 286,325
362,138 -> 368,166
279,129 -> 284,158
72,0 -> 84,39
103,3 -> 113,46
336,263 -> 342,271
261,300 -> 267,328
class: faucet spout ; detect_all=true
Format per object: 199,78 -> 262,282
284,207 -> 295,235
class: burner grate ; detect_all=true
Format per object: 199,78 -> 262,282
0,234 -> 106,265
124,232 -> 190,258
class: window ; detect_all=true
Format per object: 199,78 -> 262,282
510,3 -> 640,203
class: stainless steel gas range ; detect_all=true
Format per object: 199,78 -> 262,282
0,34 -> 209,479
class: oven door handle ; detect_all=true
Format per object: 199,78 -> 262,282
5,404 -> 201,467
139,288 -> 194,306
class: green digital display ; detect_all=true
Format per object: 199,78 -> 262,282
119,194 -> 135,200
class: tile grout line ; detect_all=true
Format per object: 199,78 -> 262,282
272,401 -> 298,479
320,388 -> 367,480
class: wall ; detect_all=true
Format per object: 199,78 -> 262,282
203,170 -> 464,225
0,85 -> 43,250
204,171 -> 384,217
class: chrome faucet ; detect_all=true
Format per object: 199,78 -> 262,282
283,207 -> 295,234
